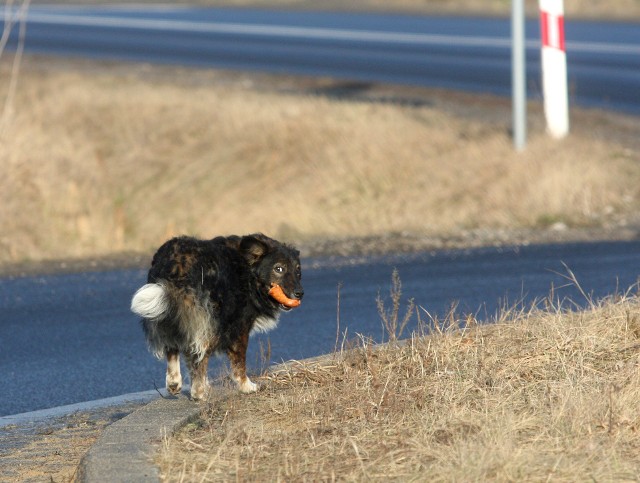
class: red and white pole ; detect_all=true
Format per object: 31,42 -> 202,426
539,0 -> 569,138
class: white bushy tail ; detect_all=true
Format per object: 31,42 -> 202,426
131,283 -> 169,319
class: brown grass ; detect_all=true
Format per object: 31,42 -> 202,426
1,57 -> 639,264
159,286 -> 640,481
286,0 -> 640,20
35,0 -> 640,21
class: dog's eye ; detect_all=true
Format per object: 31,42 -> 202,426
274,265 -> 285,274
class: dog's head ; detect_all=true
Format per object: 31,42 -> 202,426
239,234 -> 303,311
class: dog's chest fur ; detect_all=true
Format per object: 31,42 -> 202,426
251,314 -> 280,334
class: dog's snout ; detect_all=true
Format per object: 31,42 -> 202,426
293,288 -> 304,300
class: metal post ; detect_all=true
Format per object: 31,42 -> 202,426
511,0 -> 526,151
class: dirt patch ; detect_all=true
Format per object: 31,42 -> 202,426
0,403 -> 145,482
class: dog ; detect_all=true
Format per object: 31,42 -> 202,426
130,233 -> 303,400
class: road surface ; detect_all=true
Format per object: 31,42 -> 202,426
3,5 -> 639,114
2,241 -> 640,417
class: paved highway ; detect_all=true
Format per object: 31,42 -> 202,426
2,241 -> 640,417
3,5 -> 640,114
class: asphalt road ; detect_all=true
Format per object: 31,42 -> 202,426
3,5 -> 640,114
2,241 -> 640,417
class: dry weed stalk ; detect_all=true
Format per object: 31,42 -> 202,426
0,0 -> 29,138
376,268 -> 415,342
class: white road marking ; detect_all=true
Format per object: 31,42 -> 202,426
4,9 -> 637,56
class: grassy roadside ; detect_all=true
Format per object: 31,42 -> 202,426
1,57 -> 639,266
159,282 -> 640,481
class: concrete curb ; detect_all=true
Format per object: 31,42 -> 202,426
76,394 -> 201,482
76,354 -> 340,482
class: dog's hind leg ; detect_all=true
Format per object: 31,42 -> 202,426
166,349 -> 182,395
186,352 -> 210,401
227,333 -> 258,393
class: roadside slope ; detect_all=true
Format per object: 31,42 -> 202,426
160,293 -> 640,480
1,57 -> 639,266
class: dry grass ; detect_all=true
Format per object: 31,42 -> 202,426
159,285 -> 640,481
0,57 -> 639,264
35,0 -> 640,21
279,0 -> 640,20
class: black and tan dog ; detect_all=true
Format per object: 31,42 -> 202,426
131,233 -> 303,400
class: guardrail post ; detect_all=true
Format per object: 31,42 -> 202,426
539,0 -> 569,138
511,0 -> 526,151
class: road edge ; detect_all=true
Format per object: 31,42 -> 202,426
76,394 -> 202,482
76,354 -> 340,482
0,390 -> 159,428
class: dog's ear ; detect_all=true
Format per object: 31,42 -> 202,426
239,236 -> 269,266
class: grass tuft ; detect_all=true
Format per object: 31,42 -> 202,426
376,268 -> 415,342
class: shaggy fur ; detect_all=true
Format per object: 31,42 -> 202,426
131,233 -> 303,399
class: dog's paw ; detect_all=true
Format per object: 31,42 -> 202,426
238,378 -> 258,393
190,388 -> 208,401
190,381 -> 210,401
167,382 -> 182,395
166,373 -> 183,395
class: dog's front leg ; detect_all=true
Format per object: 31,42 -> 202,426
227,333 -> 257,393
166,349 -> 182,395
185,352 -> 210,401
